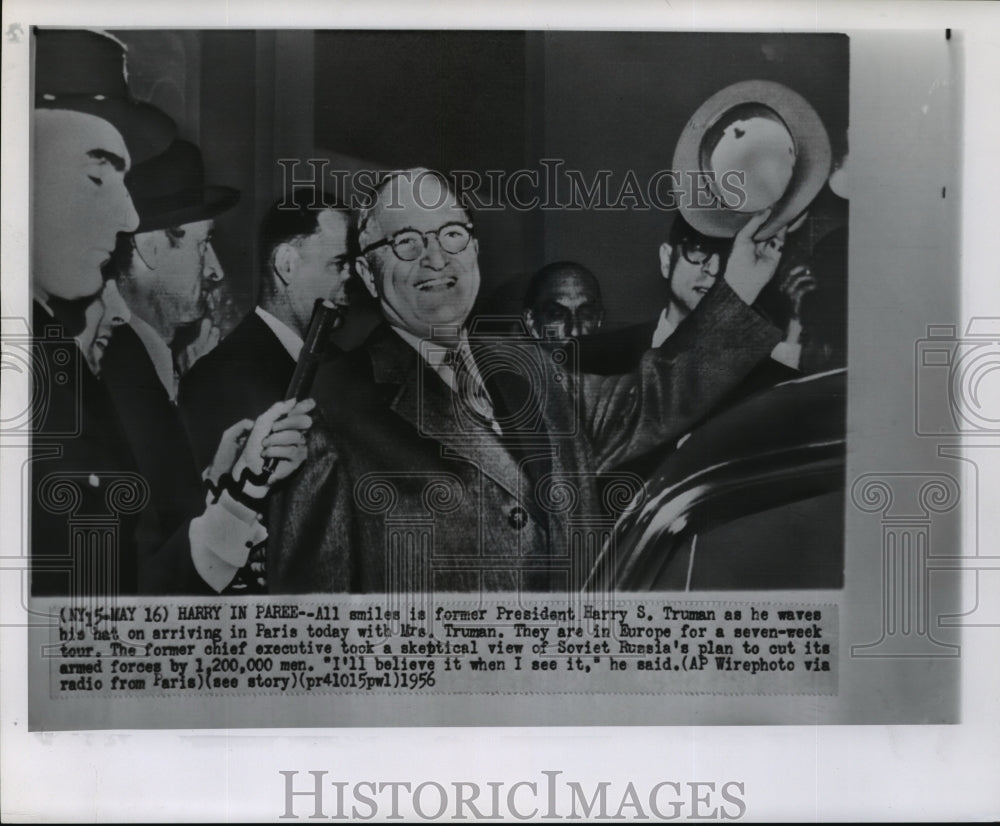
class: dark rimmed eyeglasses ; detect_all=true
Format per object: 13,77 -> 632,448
679,240 -> 727,268
361,222 -> 474,262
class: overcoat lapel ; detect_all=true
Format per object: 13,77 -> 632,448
368,328 -> 527,502
472,338 -> 556,503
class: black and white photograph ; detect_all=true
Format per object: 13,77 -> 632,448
26,28 -> 849,601
3,1 -> 999,822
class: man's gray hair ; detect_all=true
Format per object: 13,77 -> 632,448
356,167 -> 471,253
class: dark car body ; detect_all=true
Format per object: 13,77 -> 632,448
588,368 -> 846,591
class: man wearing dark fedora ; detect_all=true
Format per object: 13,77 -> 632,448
30,30 -> 315,599
113,138 -> 240,401
30,28 -> 178,598
32,28 -> 175,336
98,141 -> 320,595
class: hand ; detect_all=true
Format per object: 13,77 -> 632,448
778,264 -> 818,345
248,543 -> 267,589
232,397 -> 316,485
779,265 -> 818,318
176,317 -> 220,376
723,209 -> 788,306
206,417 -> 254,487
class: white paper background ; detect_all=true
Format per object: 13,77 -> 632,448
3,0 -> 999,821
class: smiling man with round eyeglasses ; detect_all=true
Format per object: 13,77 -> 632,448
361,220 -> 475,261
267,166 -> 790,595
355,169 -> 481,344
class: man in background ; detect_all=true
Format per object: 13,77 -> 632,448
98,138 -> 240,578
522,261 -> 605,341
112,139 -> 239,400
581,214 -> 799,379
179,190 -> 354,469
75,278 -> 132,377
30,31 -> 314,598
29,28 -> 175,597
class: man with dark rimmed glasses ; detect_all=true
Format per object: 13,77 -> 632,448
580,214 -> 800,376
268,168 -> 788,595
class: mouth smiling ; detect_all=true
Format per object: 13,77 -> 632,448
415,275 -> 458,292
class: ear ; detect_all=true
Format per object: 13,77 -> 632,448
355,255 -> 379,299
658,242 -> 673,279
133,232 -> 162,269
523,308 -> 539,337
272,242 -> 298,286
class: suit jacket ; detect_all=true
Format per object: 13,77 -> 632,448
268,281 -> 781,594
30,300 -> 147,596
578,319 -> 659,375
99,323 -> 215,594
178,311 -> 296,470
582,315 -> 799,391
102,324 -> 205,539
580,313 -> 799,477
31,301 -> 276,597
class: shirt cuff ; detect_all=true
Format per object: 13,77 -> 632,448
771,340 -> 803,370
189,491 -> 268,593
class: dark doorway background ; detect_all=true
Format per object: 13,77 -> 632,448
115,30 -> 848,335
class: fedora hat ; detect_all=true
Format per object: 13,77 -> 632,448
127,140 -> 241,233
34,28 -> 176,164
672,80 -> 831,239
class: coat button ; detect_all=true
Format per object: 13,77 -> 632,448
508,506 -> 528,529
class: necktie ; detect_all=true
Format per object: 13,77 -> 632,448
448,347 -> 496,431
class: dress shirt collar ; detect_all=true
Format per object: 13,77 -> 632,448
390,325 -> 476,394
651,307 -> 679,349
33,295 -> 54,318
254,306 -> 304,362
130,314 -> 177,401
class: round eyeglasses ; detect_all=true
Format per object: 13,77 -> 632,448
361,222 -> 474,262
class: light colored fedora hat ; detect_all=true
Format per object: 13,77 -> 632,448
672,79 -> 832,239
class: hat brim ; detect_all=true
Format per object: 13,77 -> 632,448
36,95 -> 176,165
672,80 -> 831,239
134,185 -> 241,233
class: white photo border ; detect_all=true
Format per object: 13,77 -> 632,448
3,0 -> 999,821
